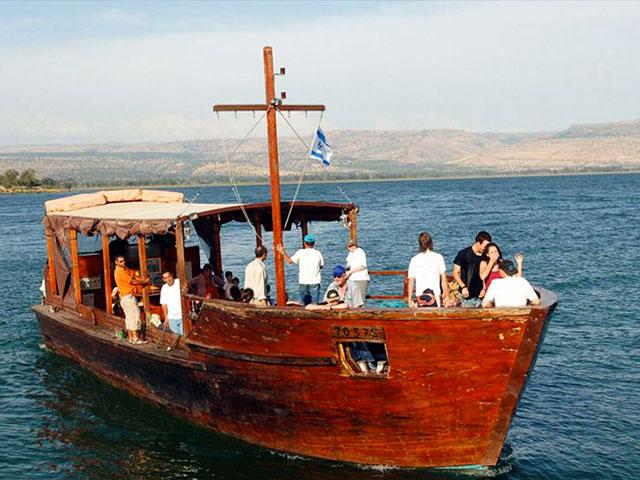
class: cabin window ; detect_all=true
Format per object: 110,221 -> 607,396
331,325 -> 389,377
336,341 -> 389,377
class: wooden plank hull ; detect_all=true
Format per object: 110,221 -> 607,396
33,291 -> 555,469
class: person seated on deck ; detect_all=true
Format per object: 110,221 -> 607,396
479,243 -> 524,293
407,231 -> 451,308
244,246 -> 269,305
325,265 -> 365,308
113,255 -> 151,345
189,264 -> 223,299
305,289 -> 348,311
160,270 -> 183,335
482,256 -> 539,308
240,288 -> 254,303
223,271 -> 234,300
229,285 -> 242,301
278,233 -> 324,306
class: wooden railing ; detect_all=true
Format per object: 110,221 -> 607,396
367,270 -> 408,300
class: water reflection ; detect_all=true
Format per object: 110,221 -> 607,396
33,352 -> 510,479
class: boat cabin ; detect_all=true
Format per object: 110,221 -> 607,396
42,188 -> 364,330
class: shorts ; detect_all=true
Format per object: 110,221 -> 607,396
120,294 -> 141,331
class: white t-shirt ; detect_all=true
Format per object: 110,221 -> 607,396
484,277 -> 538,307
407,251 -> 446,306
346,247 -> 370,281
290,248 -> 324,285
223,280 -> 233,300
160,279 -> 182,319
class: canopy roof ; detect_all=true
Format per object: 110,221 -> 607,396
47,201 -> 235,221
43,189 -> 355,239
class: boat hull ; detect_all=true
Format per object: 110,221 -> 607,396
34,292 -> 555,469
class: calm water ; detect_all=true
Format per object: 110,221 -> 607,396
1,174 -> 639,479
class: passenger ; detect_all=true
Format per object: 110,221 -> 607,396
229,285 -> 242,301
480,243 -> 523,292
240,288 -> 254,303
113,255 -> 151,345
345,240 -> 370,303
406,232 -> 450,308
160,271 -> 183,335
244,245 -> 269,305
189,264 -> 221,299
223,271 -> 234,300
324,265 -> 364,308
305,289 -> 348,311
309,271 -> 383,374
452,231 -> 492,308
482,256 -> 539,307
278,233 -> 324,306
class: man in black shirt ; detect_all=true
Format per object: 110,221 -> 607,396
453,231 -> 492,308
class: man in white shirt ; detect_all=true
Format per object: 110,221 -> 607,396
482,264 -> 540,308
407,231 -> 449,307
278,233 -> 324,305
346,240 -> 370,304
244,246 -> 269,305
160,271 -> 183,335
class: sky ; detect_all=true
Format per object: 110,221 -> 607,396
1,0 -> 639,145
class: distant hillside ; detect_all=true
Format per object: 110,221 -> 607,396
555,119 -> 640,139
0,119 -> 639,186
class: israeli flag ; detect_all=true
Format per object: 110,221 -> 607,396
309,127 -> 333,166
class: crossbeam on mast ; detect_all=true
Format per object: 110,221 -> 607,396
213,104 -> 325,112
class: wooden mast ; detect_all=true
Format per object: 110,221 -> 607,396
213,46 -> 325,306
263,46 -> 286,306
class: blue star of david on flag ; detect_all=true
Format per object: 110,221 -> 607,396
309,127 -> 333,166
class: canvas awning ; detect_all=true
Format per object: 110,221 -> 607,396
43,190 -> 355,239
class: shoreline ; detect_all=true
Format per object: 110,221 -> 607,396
2,169 -> 639,195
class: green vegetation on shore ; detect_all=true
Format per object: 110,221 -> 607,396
0,168 -> 77,193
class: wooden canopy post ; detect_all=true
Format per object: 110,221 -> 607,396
175,221 -> 192,334
301,220 -> 308,248
46,231 -> 58,296
213,221 -> 223,276
349,207 -> 358,244
137,235 -> 150,322
69,229 -> 82,306
213,46 -> 325,305
254,213 -> 262,247
102,234 -> 113,314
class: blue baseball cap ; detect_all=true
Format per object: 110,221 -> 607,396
304,233 -> 315,243
332,265 -> 346,277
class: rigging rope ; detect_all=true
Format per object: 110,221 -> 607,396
212,106 -> 355,248
276,110 -> 322,232
276,110 -> 354,205
214,109 -> 269,243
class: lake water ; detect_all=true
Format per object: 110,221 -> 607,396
1,174 -> 638,479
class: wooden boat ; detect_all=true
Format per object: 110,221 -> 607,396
34,46 -> 557,469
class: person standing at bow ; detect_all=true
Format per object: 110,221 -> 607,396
452,231 -> 492,308
278,233 -> 324,306
406,232 -> 449,308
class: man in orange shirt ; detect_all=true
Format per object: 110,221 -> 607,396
114,255 -> 151,344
